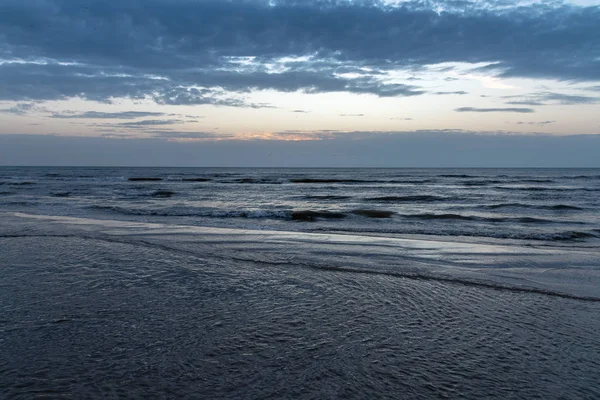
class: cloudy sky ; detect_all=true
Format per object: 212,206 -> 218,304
1,0 -> 599,166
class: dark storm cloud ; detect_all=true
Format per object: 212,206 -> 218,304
0,0 -> 598,103
455,107 -> 535,113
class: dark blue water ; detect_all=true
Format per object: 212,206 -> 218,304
1,167 -> 600,243
1,167 -> 600,398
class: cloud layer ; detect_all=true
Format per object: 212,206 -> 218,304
1,0 -> 598,104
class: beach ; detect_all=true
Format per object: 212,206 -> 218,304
1,212 -> 600,398
1,167 -> 600,398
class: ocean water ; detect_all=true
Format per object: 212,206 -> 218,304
2,167 -> 600,243
1,167 -> 600,398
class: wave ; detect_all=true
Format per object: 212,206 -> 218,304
568,175 -> 600,180
463,180 -> 503,186
33,175 -> 127,183
232,178 -> 281,184
388,179 -> 436,184
351,209 -> 395,218
401,213 -> 557,224
439,174 -> 475,178
495,175 -> 598,181
494,178 -> 556,183
291,178 -> 370,184
517,179 -> 555,183
302,195 -> 352,200
291,210 -> 346,221
151,190 -> 176,198
89,205 -> 397,221
50,192 -> 71,198
402,213 -> 478,221
5,181 -> 35,186
319,226 -> 600,243
481,203 -> 584,211
181,178 -> 211,182
291,178 -> 433,185
128,177 -> 163,181
89,205 -> 292,219
365,195 -> 451,202
552,231 -> 599,240
88,205 -> 578,225
2,201 -> 38,206
494,186 -> 600,192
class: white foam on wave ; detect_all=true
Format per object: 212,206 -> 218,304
5,212 -> 600,300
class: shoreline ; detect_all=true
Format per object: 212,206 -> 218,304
3,211 -> 600,301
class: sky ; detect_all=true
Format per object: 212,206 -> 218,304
1,0 -> 599,166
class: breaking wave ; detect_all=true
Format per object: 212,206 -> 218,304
89,206 -> 398,221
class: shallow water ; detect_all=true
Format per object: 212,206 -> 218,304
2,232 -> 599,399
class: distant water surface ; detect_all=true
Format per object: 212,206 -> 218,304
1,167 -> 599,244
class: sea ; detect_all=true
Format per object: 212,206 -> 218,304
1,167 -> 600,398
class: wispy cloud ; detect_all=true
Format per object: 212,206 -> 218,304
455,107 -> 535,113
516,120 -> 556,126
116,119 -> 183,127
148,131 -> 234,140
0,102 -> 43,115
503,92 -> 599,106
50,111 -> 167,119
432,91 -> 468,95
